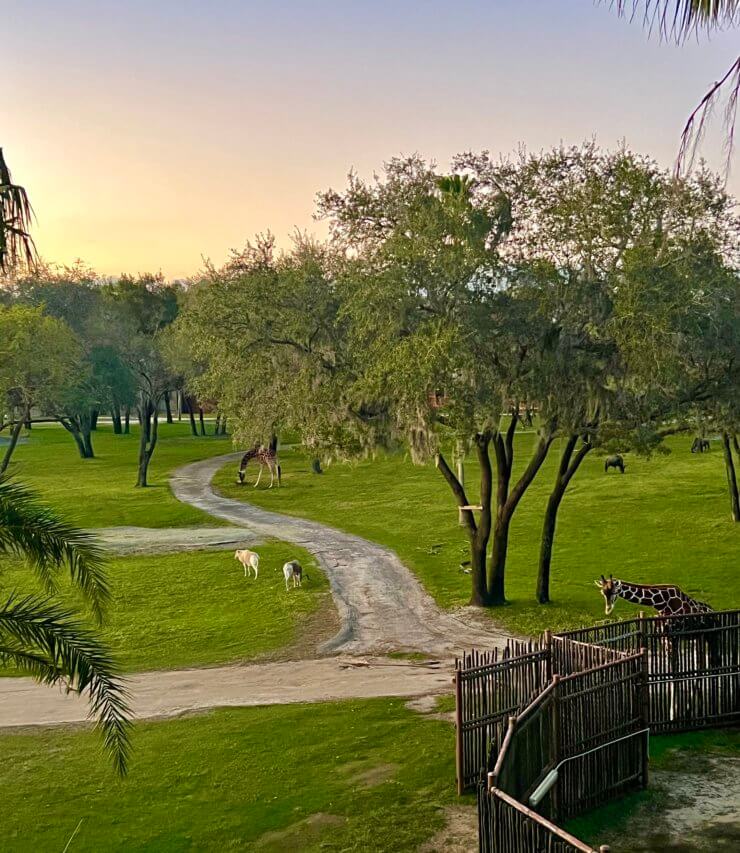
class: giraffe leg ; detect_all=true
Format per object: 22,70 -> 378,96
254,465 -> 263,487
268,462 -> 275,489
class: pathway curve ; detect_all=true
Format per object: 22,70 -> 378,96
0,452 -> 508,729
170,453 -> 508,656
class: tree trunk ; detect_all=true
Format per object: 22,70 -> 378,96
536,434 -> 592,604
90,409 -> 99,430
722,431 -> 740,522
269,434 -> 279,453
0,412 -> 26,474
59,414 -> 95,459
124,407 -> 130,434
136,398 -> 159,487
111,402 -> 122,435
164,392 -> 173,424
215,414 -> 221,435
198,408 -> 206,436
436,433 -> 494,607
488,412 -> 555,605
220,416 -> 227,435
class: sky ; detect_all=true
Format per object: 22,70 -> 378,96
5,1 -> 739,279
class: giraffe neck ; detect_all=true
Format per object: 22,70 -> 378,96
616,581 -> 672,613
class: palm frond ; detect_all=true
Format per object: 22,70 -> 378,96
677,54 -> 740,176
0,475 -> 109,623
0,148 -> 36,272
610,1 -> 740,42
0,594 -> 131,775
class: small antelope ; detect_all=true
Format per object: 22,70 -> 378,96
235,549 -> 260,579
283,560 -> 309,591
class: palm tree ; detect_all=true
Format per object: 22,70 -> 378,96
0,148 -> 36,272
609,2 -> 740,174
0,476 -> 131,774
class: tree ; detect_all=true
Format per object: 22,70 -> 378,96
104,275 -> 179,486
0,475 -> 131,773
0,148 -> 36,273
320,158 -> 556,607
0,305 -> 82,472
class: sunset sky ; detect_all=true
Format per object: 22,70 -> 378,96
5,1 -> 739,279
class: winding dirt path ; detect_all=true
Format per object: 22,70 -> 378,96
0,451 -> 508,728
171,453 -> 507,656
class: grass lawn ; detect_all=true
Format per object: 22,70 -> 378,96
0,699 -> 459,852
7,421 -> 232,528
214,434 -> 739,635
1,543 -> 331,672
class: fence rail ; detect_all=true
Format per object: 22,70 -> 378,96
479,786 -> 610,853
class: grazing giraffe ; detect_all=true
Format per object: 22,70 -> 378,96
237,445 -> 281,488
594,575 -> 713,618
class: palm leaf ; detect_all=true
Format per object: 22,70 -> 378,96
611,1 -> 740,41
0,475 -> 110,623
0,148 -> 36,272
0,594 -> 131,775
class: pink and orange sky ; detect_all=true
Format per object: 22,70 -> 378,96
5,1 -> 739,279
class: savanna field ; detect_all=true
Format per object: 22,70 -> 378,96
0,422 -> 737,850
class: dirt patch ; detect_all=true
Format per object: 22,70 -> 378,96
340,761 -> 399,788
599,752 -> 740,852
405,694 -> 455,723
253,591 -> 342,662
418,805 -> 477,853
254,812 -> 346,849
90,526 -> 257,555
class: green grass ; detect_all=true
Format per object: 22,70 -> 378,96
214,435 -> 739,635
7,421 -> 232,527
1,544 -> 331,672
0,699 -> 460,852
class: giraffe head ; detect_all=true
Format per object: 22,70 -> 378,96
594,575 -> 620,615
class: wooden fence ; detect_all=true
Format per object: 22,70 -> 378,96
455,609 -> 739,852
559,609 -> 740,733
454,641 -> 549,794
456,609 -> 740,794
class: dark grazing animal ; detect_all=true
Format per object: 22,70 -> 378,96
691,437 -> 710,453
604,454 -> 625,474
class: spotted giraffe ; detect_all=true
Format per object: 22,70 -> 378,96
594,575 -> 713,618
237,445 -> 281,488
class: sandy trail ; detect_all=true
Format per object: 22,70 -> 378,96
0,658 -> 452,728
170,453 -> 508,656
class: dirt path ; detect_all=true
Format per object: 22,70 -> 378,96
90,526 -> 258,555
0,658 -> 453,727
171,453 -> 508,656
0,452 -> 508,730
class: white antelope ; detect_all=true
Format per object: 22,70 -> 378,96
234,549 -> 260,579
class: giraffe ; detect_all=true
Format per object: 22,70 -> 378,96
236,445 -> 281,488
595,575 -> 716,724
594,575 -> 713,618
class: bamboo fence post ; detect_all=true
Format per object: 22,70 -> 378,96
454,667 -> 464,796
